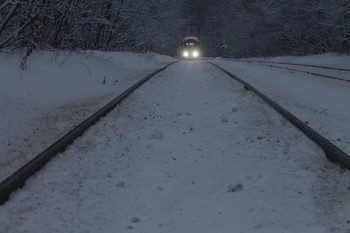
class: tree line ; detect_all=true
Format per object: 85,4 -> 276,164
0,0 -> 174,52
0,0 -> 349,58
183,0 -> 350,57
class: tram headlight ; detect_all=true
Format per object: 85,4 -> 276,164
192,50 -> 199,57
183,51 -> 189,57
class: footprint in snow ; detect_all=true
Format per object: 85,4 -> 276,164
131,217 -> 141,223
232,107 -> 238,113
176,112 -> 192,117
227,184 -> 244,193
150,129 -> 163,140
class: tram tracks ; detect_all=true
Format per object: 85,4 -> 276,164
243,60 -> 350,83
1,59 -> 349,206
208,61 -> 350,169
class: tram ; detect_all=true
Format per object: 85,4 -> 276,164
180,36 -> 200,59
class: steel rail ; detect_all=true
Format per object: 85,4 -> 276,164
246,60 -> 350,72
255,63 -> 350,83
242,60 -> 350,83
208,61 -> 350,171
0,61 -> 177,205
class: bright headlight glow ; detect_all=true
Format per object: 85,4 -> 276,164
193,51 -> 199,57
183,51 -> 189,57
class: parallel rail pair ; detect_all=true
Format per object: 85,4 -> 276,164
243,60 -> 350,83
1,60 -> 349,205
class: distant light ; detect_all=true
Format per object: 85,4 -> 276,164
193,51 -> 199,57
183,51 -> 189,57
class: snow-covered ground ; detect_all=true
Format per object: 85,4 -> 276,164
213,54 -> 350,155
242,53 -> 350,81
244,53 -> 350,69
1,52 -> 350,232
0,50 -> 175,182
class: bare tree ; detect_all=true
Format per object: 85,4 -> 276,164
0,0 -> 348,57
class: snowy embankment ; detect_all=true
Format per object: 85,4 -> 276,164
0,50 -> 175,182
213,54 -> 350,155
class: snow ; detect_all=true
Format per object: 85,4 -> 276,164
0,50 -> 175,182
244,53 -> 350,69
242,53 -> 350,81
213,54 -> 350,154
1,52 -> 350,232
